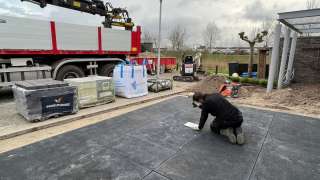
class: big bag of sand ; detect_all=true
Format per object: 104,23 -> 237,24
113,64 -> 148,98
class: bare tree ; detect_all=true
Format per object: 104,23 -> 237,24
307,0 -> 318,9
203,21 -> 220,50
143,31 -> 158,49
305,0 -> 318,36
262,19 -> 276,47
169,25 -> 186,50
239,30 -> 268,77
143,31 -> 153,42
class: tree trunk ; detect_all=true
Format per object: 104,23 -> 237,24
248,43 -> 255,78
209,35 -> 213,51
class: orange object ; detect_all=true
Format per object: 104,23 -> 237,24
219,82 -> 240,97
219,84 -> 232,97
219,84 -> 226,93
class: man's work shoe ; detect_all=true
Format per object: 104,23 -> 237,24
220,128 -> 237,144
235,127 -> 245,145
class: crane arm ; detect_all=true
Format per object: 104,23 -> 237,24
21,0 -> 134,30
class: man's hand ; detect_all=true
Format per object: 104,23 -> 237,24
192,102 -> 202,108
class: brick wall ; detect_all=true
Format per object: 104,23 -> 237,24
294,37 -> 320,83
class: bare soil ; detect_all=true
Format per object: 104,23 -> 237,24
188,75 -> 320,116
187,75 -> 227,94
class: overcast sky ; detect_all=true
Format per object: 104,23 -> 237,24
0,0 -> 312,47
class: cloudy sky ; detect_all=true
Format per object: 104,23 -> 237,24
0,0 -> 313,47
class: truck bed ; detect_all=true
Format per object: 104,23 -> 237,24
0,16 -> 141,57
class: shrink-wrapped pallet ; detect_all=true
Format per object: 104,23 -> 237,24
147,79 -> 173,93
13,79 -> 78,122
65,76 -> 115,108
113,64 -> 148,98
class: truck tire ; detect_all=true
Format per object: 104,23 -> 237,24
99,64 -> 115,77
40,0 -> 47,8
56,65 -> 85,81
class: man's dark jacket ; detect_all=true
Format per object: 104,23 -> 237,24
198,93 -> 242,129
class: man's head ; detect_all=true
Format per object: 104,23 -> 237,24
192,92 -> 206,107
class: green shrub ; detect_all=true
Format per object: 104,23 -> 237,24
221,74 -> 229,78
229,76 -> 269,87
259,79 -> 268,87
229,76 -> 240,82
247,78 -> 257,84
273,81 -> 278,88
233,77 -> 240,82
240,77 -> 249,83
254,79 -> 261,85
252,78 -> 260,85
206,70 -> 214,76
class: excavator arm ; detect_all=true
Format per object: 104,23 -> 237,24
21,0 -> 134,30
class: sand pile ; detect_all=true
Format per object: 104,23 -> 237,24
187,75 -> 227,94
188,75 -> 256,98
263,83 -> 320,107
238,86 -> 256,98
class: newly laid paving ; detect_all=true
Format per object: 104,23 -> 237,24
0,97 -> 319,180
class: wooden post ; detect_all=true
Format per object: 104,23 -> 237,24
258,48 -> 268,79
215,65 -> 218,75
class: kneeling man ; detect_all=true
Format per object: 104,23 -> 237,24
193,92 -> 245,145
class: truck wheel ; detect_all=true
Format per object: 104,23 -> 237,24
99,64 -> 115,77
40,0 -> 47,8
56,65 -> 85,81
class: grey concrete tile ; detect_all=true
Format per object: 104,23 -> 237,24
0,142 -> 150,180
240,107 -> 274,131
250,113 -> 320,180
269,113 -> 320,149
0,135 -> 105,180
109,135 -> 176,169
143,171 -> 170,180
158,131 -> 261,180
130,115 -> 201,151
250,134 -> 320,180
1,97 -> 319,180
57,149 -> 150,180
66,112 -> 157,149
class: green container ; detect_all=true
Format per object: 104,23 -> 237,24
65,76 -> 115,108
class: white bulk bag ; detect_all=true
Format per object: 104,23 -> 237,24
113,64 -> 148,98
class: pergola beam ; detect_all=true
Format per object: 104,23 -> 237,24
298,27 -> 320,32
278,8 -> 320,20
299,27 -> 320,30
292,21 -> 320,25
278,19 -> 302,33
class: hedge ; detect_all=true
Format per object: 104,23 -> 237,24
228,76 -> 275,88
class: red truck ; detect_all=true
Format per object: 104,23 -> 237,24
0,15 -> 141,87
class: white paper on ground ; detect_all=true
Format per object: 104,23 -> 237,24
184,122 -> 199,130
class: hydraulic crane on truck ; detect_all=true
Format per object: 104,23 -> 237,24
21,0 -> 134,30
